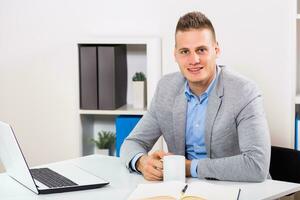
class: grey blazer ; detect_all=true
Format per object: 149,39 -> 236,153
121,66 -> 271,182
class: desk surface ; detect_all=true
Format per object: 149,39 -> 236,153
1,155 -> 300,200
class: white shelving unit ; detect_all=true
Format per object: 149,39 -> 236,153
79,37 -> 162,156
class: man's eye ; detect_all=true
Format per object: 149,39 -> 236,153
180,50 -> 189,55
197,48 -> 206,53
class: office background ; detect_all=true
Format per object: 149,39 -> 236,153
0,0 -> 294,171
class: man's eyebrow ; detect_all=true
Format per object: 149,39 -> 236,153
178,45 -> 209,51
177,47 -> 189,51
196,45 -> 209,49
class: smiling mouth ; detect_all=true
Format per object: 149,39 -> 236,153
187,66 -> 204,73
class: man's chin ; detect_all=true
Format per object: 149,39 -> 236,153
185,75 -> 206,84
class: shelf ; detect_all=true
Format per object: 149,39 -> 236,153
79,104 -> 147,115
297,14 -> 300,19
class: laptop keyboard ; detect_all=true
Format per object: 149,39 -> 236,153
30,168 -> 78,188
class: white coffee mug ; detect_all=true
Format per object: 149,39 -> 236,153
163,155 -> 185,182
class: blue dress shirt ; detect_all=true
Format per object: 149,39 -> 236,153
185,69 -> 219,177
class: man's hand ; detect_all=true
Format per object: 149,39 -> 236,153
185,159 -> 191,177
136,151 -> 169,181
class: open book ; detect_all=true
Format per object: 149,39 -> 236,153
127,181 -> 240,200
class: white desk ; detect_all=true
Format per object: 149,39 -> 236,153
1,155 -> 300,200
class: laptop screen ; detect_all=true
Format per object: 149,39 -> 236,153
0,121 -> 38,194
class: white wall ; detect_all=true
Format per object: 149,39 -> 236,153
0,0 -> 293,167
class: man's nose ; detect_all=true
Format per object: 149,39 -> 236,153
188,52 -> 200,65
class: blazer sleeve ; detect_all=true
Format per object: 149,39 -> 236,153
120,81 -> 163,171
197,82 -> 271,182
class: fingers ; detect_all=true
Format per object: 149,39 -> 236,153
151,158 -> 163,170
145,158 -> 163,180
137,155 -> 164,181
137,152 -> 178,181
144,173 -> 162,181
143,165 -> 163,181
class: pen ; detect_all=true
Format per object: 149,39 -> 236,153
181,184 -> 188,196
237,188 -> 241,200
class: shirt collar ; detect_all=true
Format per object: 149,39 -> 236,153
184,65 -> 220,102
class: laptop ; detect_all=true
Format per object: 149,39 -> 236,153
0,121 -> 109,194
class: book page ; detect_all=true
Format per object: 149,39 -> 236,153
127,181 -> 186,200
185,181 -> 240,200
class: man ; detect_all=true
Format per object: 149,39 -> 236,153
121,11 -> 270,182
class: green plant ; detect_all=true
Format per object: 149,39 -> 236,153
132,72 -> 146,81
91,130 -> 116,149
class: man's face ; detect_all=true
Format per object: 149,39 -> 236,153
174,28 -> 220,88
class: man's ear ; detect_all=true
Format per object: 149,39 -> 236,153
215,41 -> 221,58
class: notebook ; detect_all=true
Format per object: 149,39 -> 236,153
0,121 -> 109,194
127,181 -> 241,200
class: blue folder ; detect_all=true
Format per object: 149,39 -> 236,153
115,115 -> 142,157
296,113 -> 299,150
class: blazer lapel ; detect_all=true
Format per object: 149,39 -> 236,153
173,88 -> 187,156
205,68 -> 224,157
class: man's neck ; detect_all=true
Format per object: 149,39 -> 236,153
188,81 -> 210,96
188,71 -> 217,96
